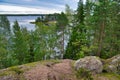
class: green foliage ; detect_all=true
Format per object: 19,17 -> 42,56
64,24 -> 88,59
65,4 -> 74,24
0,0 -> 119,69
0,16 -> 10,34
0,16 -> 12,69
12,21 -> 30,64
76,0 -> 85,24
34,22 -> 58,61
56,12 -> 68,30
76,68 -> 93,80
65,0 -> 120,59
86,0 -> 120,58
56,12 -> 69,58
64,0 -> 88,59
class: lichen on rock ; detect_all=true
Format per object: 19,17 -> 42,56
74,56 -> 103,74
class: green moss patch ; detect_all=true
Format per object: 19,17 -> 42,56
9,66 -> 24,75
102,73 -> 120,80
93,73 -> 120,80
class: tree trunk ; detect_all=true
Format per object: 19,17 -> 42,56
97,21 -> 105,57
61,27 -> 64,59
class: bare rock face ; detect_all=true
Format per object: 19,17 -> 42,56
75,56 -> 103,73
24,59 -> 77,80
104,54 -> 120,74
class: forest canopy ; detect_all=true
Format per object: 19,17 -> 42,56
0,0 -> 119,69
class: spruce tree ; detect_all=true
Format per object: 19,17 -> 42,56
12,21 -> 29,64
0,16 -> 10,34
0,16 -> 12,68
64,0 -> 88,59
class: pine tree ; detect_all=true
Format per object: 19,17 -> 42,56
100,0 -> 120,58
84,0 -> 120,58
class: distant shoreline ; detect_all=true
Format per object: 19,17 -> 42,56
0,13 -> 57,16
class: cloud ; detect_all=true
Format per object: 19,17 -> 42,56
23,0 -> 33,2
0,0 -> 80,14
70,0 -> 79,2
0,4 -> 62,14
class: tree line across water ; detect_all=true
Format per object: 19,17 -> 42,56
0,0 -> 119,69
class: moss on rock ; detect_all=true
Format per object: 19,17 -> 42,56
0,58 -> 120,80
103,54 -> 120,74
93,73 -> 120,80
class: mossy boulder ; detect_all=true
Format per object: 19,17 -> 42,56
103,54 -> 120,74
75,56 -> 103,73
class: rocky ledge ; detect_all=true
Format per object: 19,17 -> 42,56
0,55 -> 120,80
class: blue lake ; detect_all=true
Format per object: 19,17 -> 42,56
7,16 -> 40,31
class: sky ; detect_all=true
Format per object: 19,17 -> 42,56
0,0 -> 83,14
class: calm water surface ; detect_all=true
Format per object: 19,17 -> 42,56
7,16 -> 40,31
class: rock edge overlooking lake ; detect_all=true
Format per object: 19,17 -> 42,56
0,55 -> 120,80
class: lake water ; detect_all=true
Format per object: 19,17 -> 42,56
7,16 -> 40,31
